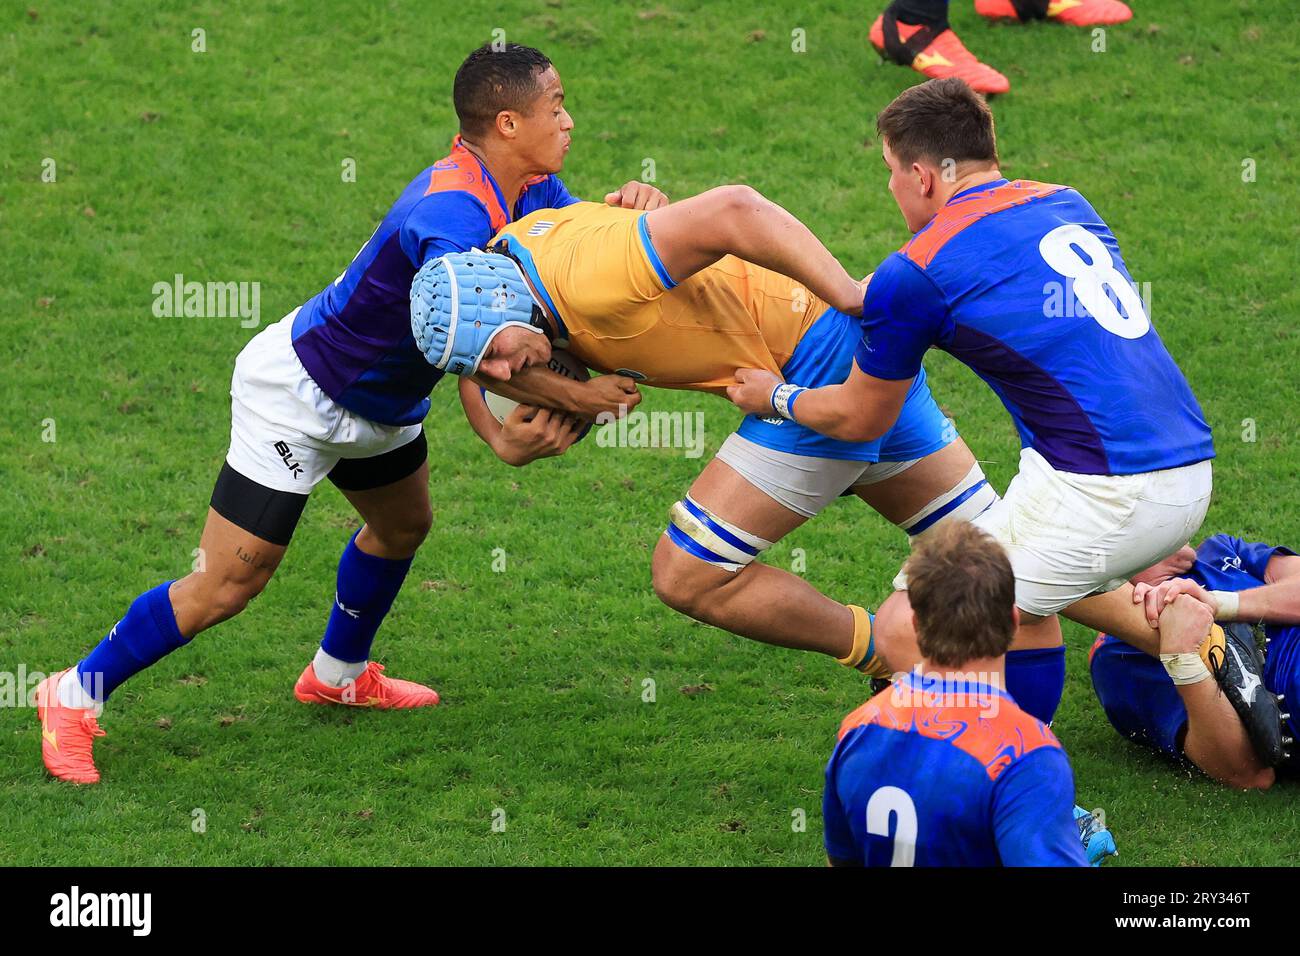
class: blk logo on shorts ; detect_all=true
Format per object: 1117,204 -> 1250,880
274,440 -> 303,479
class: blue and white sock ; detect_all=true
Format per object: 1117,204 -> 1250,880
60,581 -> 189,709
315,530 -> 413,687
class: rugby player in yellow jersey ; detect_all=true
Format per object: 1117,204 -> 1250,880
409,186 -> 1002,679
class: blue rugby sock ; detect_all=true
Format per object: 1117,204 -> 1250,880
319,530 -> 413,665
76,581 -> 189,703
1005,645 -> 1067,725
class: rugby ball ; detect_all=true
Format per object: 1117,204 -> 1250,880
480,348 -> 593,440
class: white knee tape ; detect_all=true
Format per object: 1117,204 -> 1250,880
665,495 -> 774,573
899,463 -> 999,538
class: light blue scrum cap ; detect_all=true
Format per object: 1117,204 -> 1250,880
410,249 -> 549,376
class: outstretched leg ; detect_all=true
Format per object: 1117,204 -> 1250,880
39,499 -> 291,784
650,455 -> 872,667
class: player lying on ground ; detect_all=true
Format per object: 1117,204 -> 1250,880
1089,533 -> 1298,789
34,42 -> 667,784
728,78 -> 1279,754
824,522 -> 1113,866
411,189 -> 1003,681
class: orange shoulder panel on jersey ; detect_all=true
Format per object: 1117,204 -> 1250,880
901,180 -> 1069,270
424,136 -> 547,234
838,687 -> 1062,782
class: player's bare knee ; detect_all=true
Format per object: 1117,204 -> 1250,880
361,513 -> 431,557
678,185 -> 761,256
176,572 -> 263,633
211,572 -> 270,623
651,539 -> 711,616
405,508 -> 434,547
656,497 -> 772,619
708,185 -> 762,241
652,573 -> 699,617
713,183 -> 761,211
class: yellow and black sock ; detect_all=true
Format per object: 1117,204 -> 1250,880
837,605 -> 891,680
1199,623 -> 1227,673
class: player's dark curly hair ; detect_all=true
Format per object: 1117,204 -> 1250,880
876,77 -> 999,170
454,42 -> 554,139
905,522 -> 1017,667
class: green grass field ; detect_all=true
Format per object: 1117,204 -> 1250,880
2,0 -> 1297,866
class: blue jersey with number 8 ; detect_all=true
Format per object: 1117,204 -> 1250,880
854,179 -> 1214,476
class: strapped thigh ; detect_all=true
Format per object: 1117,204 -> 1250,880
664,496 -> 774,573
898,461 -> 999,538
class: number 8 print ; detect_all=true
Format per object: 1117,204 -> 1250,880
1039,223 -> 1150,339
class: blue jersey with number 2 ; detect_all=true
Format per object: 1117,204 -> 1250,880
824,672 -> 1087,867
854,179 -> 1214,476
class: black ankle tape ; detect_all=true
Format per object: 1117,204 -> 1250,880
891,0 -> 950,28
881,7 -> 945,66
1011,0 -> 1051,20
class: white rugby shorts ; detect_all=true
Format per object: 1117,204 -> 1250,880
226,311 -> 423,493
964,447 -> 1212,618
715,432 -> 922,519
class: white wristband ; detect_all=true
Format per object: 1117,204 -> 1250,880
770,383 -> 806,421
1159,652 -> 1211,686
1208,590 -> 1239,621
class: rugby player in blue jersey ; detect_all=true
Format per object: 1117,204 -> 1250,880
35,43 -> 666,784
729,79 -> 1280,763
824,522 -> 1098,866
1089,534 -> 1298,788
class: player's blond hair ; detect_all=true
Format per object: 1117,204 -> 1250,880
905,522 -> 1016,667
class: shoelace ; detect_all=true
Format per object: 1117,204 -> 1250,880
61,712 -> 107,763
1207,643 -> 1226,682
358,662 -> 389,702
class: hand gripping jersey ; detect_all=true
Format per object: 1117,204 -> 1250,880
1091,534 -> 1300,756
491,202 -> 953,464
824,671 -> 1088,866
855,179 -> 1215,476
491,202 -> 827,395
290,137 -> 579,426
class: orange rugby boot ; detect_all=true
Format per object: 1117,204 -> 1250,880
975,0 -> 1133,26
36,669 -> 106,784
870,13 -> 1011,95
294,660 -> 440,709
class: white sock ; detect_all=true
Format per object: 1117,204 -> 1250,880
56,669 -> 101,712
313,648 -> 366,688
